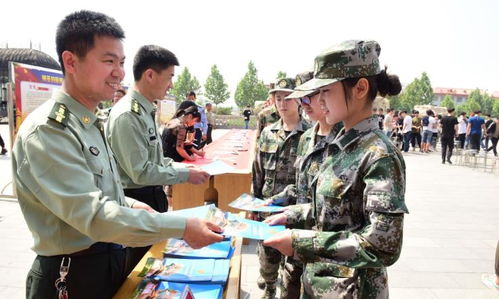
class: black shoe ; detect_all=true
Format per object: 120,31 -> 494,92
447,159 -> 452,164
442,160 -> 445,164
0,148 -> 7,155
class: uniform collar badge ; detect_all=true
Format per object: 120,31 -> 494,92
82,116 -> 91,124
89,146 -> 100,156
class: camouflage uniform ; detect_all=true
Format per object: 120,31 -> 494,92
256,105 -> 280,139
252,117 -> 310,293
285,116 -> 408,298
267,122 -> 342,298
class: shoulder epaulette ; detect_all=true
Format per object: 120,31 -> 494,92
47,102 -> 69,128
131,99 -> 141,115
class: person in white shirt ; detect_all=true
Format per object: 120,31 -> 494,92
457,112 -> 468,149
422,109 -> 436,153
384,108 -> 394,137
401,110 -> 413,152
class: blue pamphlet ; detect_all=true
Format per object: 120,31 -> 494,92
163,238 -> 232,259
229,193 -> 285,213
156,281 -> 223,299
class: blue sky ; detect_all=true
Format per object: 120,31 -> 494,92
2,0 -> 498,103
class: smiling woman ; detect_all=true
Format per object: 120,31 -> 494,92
263,40 -> 408,299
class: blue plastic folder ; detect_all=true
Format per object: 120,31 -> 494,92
229,193 -> 286,213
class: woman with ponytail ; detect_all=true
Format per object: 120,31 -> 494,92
161,106 -> 205,162
264,40 -> 409,298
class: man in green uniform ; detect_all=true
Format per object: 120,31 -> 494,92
12,11 -> 223,299
106,45 -> 209,213
252,78 -> 310,298
106,44 -> 211,268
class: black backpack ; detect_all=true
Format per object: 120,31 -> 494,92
422,116 -> 429,126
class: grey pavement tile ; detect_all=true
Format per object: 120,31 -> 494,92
430,288 -> 499,299
447,272 -> 494,289
403,258 -> 469,273
389,271 -> 460,288
390,288 -> 439,299
0,287 -> 24,298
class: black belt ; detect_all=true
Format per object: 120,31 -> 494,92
48,242 -> 124,258
124,185 -> 163,195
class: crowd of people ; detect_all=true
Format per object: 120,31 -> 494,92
375,107 -> 499,163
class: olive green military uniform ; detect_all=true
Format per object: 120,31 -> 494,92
106,89 -> 190,210
285,117 -> 408,298
106,89 -> 191,268
256,105 -> 280,139
252,117 -> 310,294
12,90 -> 188,298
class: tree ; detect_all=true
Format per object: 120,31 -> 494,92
204,65 -> 230,106
440,95 -> 455,109
492,100 -> 499,117
399,79 -> 419,111
388,95 -> 403,110
418,72 -> 434,105
460,97 -> 481,114
170,67 -> 201,103
235,61 -> 268,108
276,71 -> 287,80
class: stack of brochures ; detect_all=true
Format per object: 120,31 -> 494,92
132,278 -> 223,299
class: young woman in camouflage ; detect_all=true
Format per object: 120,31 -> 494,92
262,71 -> 343,299
264,40 -> 409,298
252,77 -> 311,298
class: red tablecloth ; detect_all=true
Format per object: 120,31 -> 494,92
183,129 -> 256,172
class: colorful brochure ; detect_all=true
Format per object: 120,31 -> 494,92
163,238 -> 233,259
229,193 -> 286,213
132,279 -> 223,299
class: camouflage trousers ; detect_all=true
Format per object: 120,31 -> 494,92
257,242 -> 303,299
280,257 -> 303,299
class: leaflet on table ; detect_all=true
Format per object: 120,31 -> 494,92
228,193 -> 286,213
163,238 -> 233,259
132,278 -> 223,299
206,205 -> 286,240
138,257 -> 230,284
200,160 -> 236,175
169,204 -> 213,218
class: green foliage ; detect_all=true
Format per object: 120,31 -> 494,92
399,72 -> 434,111
235,61 -> 268,108
492,100 -> 499,117
204,65 -> 230,106
276,71 -> 287,80
440,95 -> 455,109
170,67 -> 201,103
226,117 -> 257,129
458,97 -> 481,114
213,106 -> 232,115
465,89 -> 495,115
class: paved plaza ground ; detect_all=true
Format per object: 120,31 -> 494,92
0,124 -> 498,298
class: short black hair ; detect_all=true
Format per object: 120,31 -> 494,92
188,91 -> 196,97
56,10 -> 125,74
133,45 -> 179,81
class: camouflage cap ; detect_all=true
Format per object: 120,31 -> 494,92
269,78 -> 296,94
297,40 -> 382,91
286,71 -> 317,99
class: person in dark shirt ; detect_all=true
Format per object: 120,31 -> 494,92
378,108 -> 385,130
483,114 -> 494,150
243,105 -> 252,129
440,108 -> 458,164
467,110 -> 485,152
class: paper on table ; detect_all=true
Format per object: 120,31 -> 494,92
200,160 -> 236,175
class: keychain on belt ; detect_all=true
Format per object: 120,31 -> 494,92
55,257 -> 71,299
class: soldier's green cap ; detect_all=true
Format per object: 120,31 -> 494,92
297,40 -> 382,91
269,78 -> 295,94
286,71 -> 316,99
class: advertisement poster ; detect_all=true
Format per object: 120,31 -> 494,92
159,98 -> 177,124
9,62 -> 63,134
